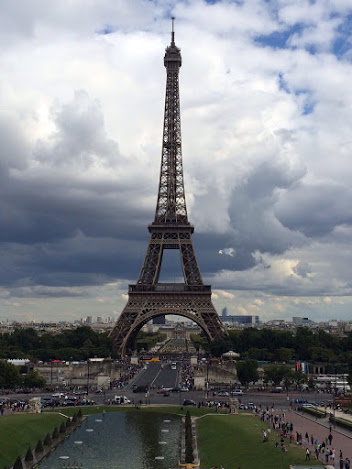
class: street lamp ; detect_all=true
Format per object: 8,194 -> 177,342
205,360 -> 209,401
87,359 -> 90,396
315,385 -> 317,420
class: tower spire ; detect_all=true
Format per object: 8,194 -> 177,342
171,16 -> 175,46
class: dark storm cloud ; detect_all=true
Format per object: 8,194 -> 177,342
275,181 -> 352,238
0,91 -> 154,290
193,232 -> 259,276
227,159 -> 307,256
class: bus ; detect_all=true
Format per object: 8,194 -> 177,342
139,355 -> 160,363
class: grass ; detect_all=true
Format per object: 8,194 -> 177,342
197,413 -> 322,469
0,412 -> 66,468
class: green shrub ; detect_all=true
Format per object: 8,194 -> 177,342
43,433 -> 52,446
35,440 -> 43,454
60,422 -> 66,433
13,456 -> 23,469
52,427 -> 59,439
24,447 -> 33,461
185,411 -> 193,463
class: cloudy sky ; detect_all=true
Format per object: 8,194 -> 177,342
1,0 -> 352,324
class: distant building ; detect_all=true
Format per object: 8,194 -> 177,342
221,307 -> 228,317
153,315 -> 166,325
292,317 -> 312,326
86,316 -> 93,324
222,315 -> 259,326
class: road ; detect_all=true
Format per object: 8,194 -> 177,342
0,360 -> 336,411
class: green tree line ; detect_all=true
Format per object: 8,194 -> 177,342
0,326 -> 165,362
192,327 -> 352,366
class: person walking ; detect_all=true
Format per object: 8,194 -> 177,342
325,447 -> 330,463
305,448 -> 310,461
340,457 -> 344,469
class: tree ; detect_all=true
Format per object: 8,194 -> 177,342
34,440 -> 43,454
23,370 -> 46,388
59,422 -> 66,434
43,433 -> 52,446
276,347 -> 295,362
347,356 -> 352,387
24,447 -> 33,462
292,369 -> 306,388
0,360 -> 22,388
264,365 -> 289,386
185,410 -> 193,463
13,456 -> 23,469
236,360 -> 258,387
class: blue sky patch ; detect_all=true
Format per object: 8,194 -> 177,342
97,25 -> 116,35
278,73 -> 290,93
295,89 -> 316,115
333,13 -> 352,59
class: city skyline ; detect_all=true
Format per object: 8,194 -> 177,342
1,1 -> 352,323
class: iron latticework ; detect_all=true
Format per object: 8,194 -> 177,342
110,20 -> 227,355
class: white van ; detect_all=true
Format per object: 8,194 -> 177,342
114,396 -> 131,405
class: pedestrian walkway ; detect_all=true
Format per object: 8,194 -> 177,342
287,408 -> 351,467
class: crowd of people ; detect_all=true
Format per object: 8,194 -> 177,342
109,362 -> 142,389
255,405 -> 351,468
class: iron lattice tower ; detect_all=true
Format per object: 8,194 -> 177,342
110,20 -> 227,355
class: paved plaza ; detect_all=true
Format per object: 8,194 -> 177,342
286,408 -> 351,467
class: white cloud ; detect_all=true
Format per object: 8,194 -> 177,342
1,0 -> 352,323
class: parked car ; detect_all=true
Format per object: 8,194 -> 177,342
114,396 -> 131,405
133,386 -> 148,393
231,389 -> 243,396
157,387 -> 172,394
80,398 -> 96,405
63,398 -> 78,406
217,390 -> 229,396
183,399 -> 196,406
41,396 -> 60,407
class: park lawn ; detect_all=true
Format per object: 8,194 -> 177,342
0,412 -> 66,468
197,414 -> 322,469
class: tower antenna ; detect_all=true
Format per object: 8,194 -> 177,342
171,16 -> 175,45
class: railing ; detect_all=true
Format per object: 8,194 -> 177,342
129,283 -> 211,293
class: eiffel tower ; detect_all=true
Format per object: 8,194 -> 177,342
110,19 -> 227,356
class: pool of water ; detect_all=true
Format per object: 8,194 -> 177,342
39,411 -> 181,469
